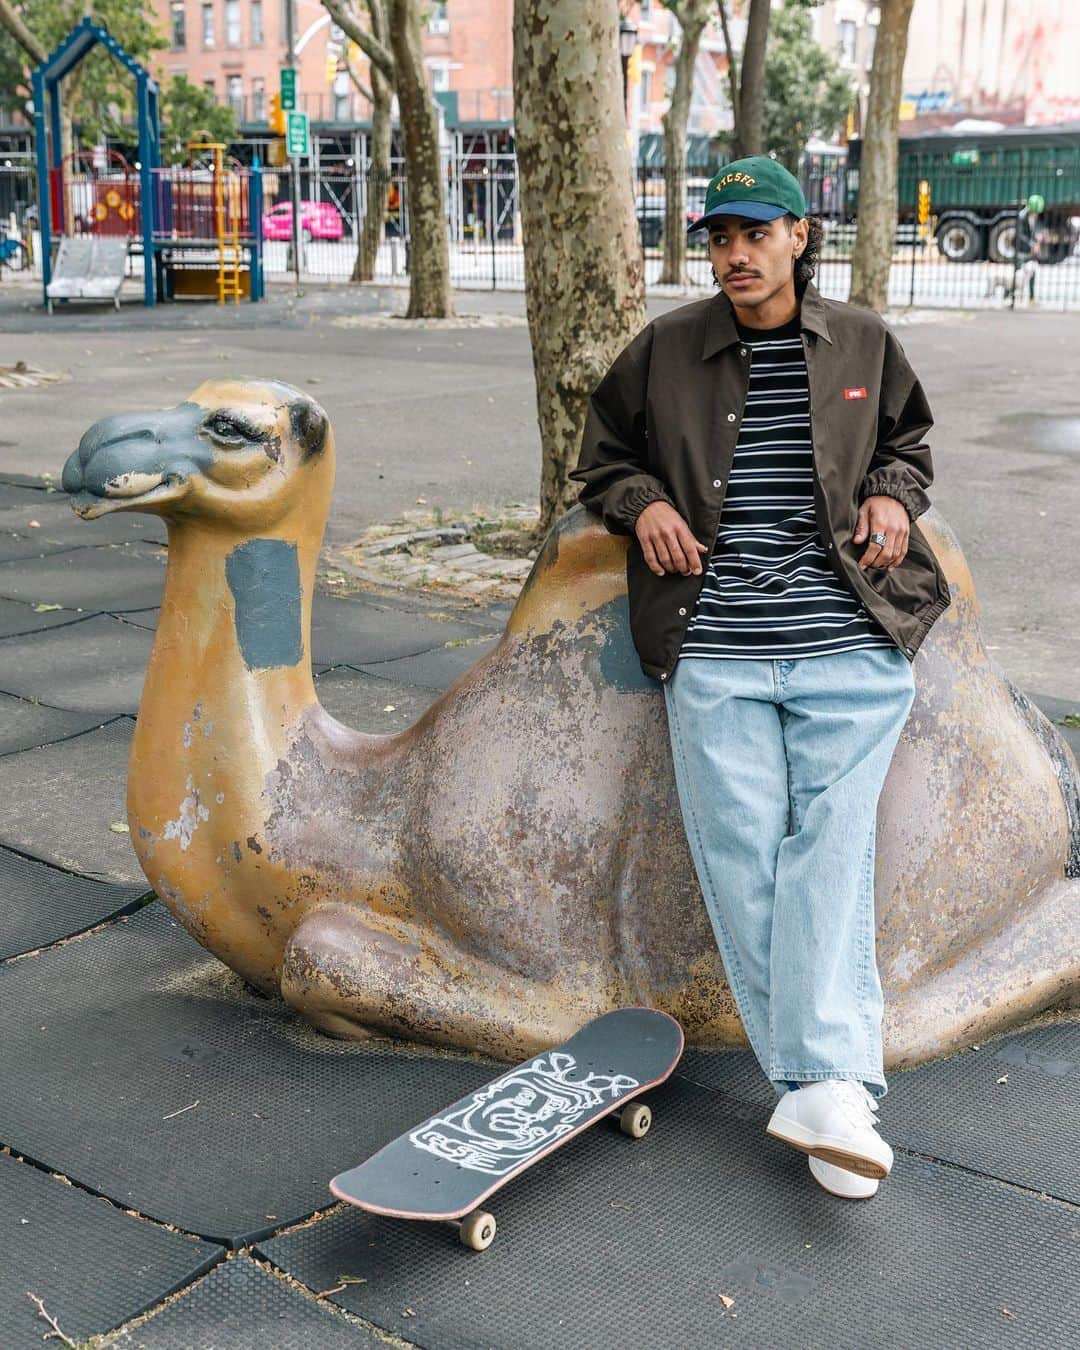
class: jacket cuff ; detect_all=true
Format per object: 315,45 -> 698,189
859,471 -> 930,522
608,477 -> 677,534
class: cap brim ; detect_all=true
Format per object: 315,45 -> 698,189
687,201 -> 791,233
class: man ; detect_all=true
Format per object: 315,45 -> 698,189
569,156 -> 951,1201
1013,192 -> 1046,305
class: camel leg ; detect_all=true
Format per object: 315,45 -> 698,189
280,901 -> 598,1062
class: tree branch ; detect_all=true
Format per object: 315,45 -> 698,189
322,0 -> 395,83
0,0 -> 47,64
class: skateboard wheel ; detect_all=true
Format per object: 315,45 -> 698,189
619,1102 -> 652,1138
459,1210 -> 496,1251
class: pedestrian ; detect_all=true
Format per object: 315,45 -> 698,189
569,155 -> 951,1201
1013,192 -> 1046,305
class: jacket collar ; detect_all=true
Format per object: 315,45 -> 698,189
701,279 -> 832,360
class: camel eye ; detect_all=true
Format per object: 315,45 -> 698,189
203,412 -> 265,448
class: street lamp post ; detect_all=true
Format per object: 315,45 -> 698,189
619,17 -> 637,124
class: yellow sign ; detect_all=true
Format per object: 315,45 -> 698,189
899,99 -> 917,121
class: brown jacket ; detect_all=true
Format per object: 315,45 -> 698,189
568,280 -> 952,682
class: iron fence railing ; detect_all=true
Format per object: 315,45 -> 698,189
5,146 -> 1079,310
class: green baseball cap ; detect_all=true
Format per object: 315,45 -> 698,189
687,155 -> 808,235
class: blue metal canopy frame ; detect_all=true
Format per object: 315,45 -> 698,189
31,17 -> 160,306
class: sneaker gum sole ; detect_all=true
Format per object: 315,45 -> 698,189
808,1159 -> 879,1200
766,1122 -> 891,1180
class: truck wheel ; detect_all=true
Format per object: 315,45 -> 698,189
987,218 -> 1016,264
936,218 -> 981,263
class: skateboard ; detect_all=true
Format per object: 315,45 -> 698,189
329,1007 -> 684,1250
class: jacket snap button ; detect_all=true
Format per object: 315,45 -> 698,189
712,478 -> 722,488
727,413 -> 736,422
660,672 -> 668,681
827,542 -> 834,550
740,347 -> 748,356
678,607 -> 687,616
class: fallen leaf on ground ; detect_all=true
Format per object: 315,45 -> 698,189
109,822 -> 130,833
33,603 -> 63,612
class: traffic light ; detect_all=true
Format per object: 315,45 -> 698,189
269,92 -> 286,135
326,48 -> 340,84
627,44 -> 642,87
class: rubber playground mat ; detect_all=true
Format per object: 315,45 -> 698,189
0,595 -> 86,638
353,631 -> 501,690
0,689 -> 109,756
0,542 -> 168,613
0,845 -> 147,960
0,492 -> 166,550
259,1073 -> 1077,1350
0,613 -> 154,717
0,717 -> 139,883
109,1254 -> 385,1349
0,1151 -> 221,1350
680,1021 -> 1080,1206
0,902 -> 499,1247
313,666 -> 437,732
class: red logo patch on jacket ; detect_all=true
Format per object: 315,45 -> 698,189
843,387 -> 868,400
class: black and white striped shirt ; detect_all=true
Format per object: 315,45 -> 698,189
679,314 -> 895,661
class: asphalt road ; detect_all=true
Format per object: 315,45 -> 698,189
0,278 -> 1075,701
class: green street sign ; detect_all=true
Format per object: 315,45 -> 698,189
951,148 -> 980,167
286,110 -> 310,157
280,66 -> 297,111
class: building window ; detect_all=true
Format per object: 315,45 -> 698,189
250,0 -> 263,44
252,76 -> 266,120
225,0 -> 241,46
428,2 -> 449,35
838,19 -> 857,66
171,2 -> 186,49
201,2 -> 214,47
226,74 -> 243,115
203,78 -> 215,96
429,62 -> 450,93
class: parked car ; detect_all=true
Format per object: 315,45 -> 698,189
261,200 -> 344,242
636,178 -> 711,249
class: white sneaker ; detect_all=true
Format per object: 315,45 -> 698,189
808,1155 -> 879,1199
766,1079 -> 893,1179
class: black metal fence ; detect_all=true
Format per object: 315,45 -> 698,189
6,143 -> 1080,310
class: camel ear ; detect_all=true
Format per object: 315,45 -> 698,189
291,399 -> 329,462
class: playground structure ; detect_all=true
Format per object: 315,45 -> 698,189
32,18 -> 263,308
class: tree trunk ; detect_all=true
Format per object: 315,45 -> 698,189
659,3 -> 710,287
736,0 -> 770,157
513,0 -> 646,534
716,1 -> 740,144
388,0 -> 453,318
849,0 -> 915,312
353,62 -> 393,282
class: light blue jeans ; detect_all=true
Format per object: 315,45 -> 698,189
663,647 -> 917,1102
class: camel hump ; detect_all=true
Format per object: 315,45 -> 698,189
506,504 -> 660,693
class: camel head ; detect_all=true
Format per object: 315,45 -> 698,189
62,378 -> 334,535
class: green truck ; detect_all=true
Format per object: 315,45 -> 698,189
844,123 -> 1080,263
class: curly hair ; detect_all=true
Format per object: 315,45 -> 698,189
709,214 -> 824,292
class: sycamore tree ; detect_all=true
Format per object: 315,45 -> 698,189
160,76 -> 237,165
0,1 -> 166,148
763,0 -> 852,173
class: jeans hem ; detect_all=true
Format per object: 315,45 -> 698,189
769,1068 -> 888,1100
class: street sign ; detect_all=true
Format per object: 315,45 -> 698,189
286,110 -> 309,158
280,66 -> 297,111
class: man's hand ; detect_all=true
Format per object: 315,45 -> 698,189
635,501 -> 710,577
853,496 -> 910,571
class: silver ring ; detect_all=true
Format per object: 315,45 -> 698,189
870,531 -> 887,545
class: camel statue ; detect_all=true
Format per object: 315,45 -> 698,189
61,378 -> 1080,1066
